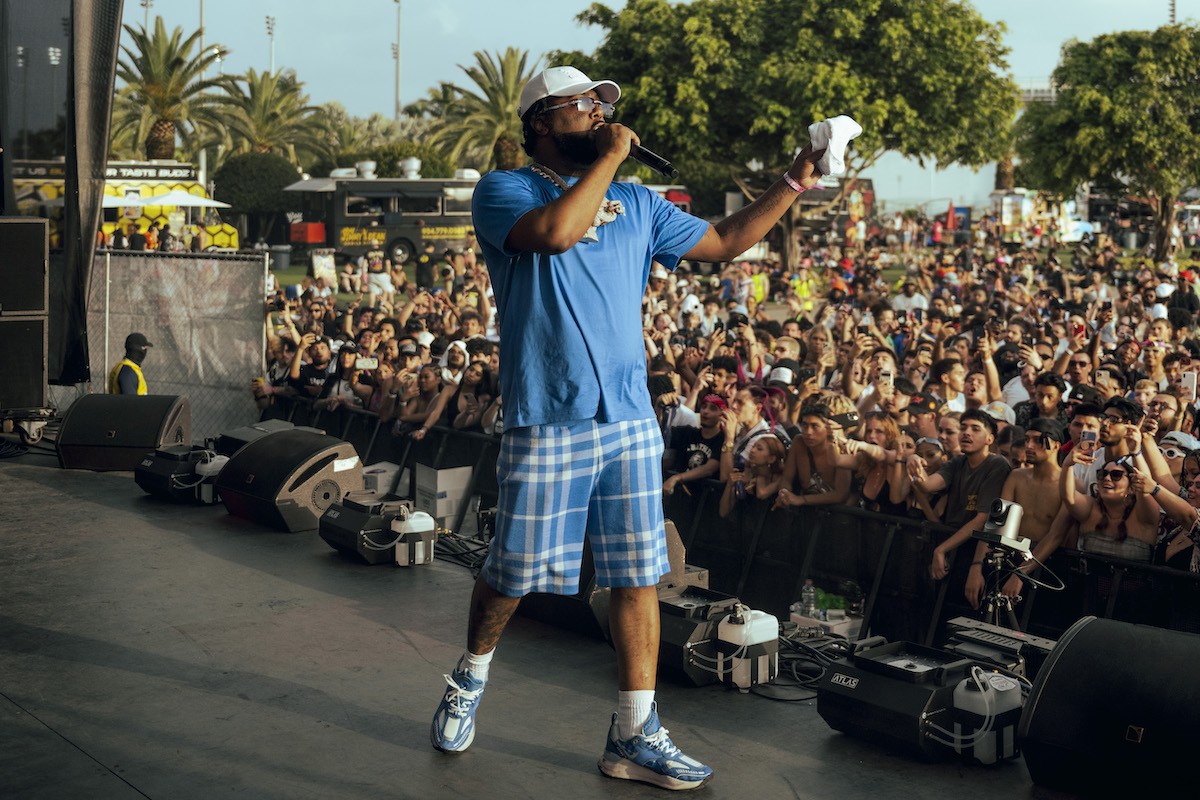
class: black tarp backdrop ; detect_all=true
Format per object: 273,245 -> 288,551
0,0 -> 123,385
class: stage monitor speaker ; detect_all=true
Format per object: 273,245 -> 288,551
215,429 -> 364,532
0,316 -> 48,409
213,419 -> 324,457
0,217 -> 49,316
1019,616 -> 1200,795
57,394 -> 191,471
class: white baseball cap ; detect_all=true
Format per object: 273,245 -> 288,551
517,66 -> 621,119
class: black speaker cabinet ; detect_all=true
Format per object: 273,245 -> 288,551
57,394 -> 191,471
215,429 -> 364,532
0,217 -> 49,315
0,316 -> 48,409
1019,616 -> 1200,795
213,419 -> 324,457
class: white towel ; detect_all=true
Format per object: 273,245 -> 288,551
808,115 -> 863,177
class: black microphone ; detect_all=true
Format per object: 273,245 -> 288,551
631,144 -> 679,179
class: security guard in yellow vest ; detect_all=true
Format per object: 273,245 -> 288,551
108,332 -> 152,394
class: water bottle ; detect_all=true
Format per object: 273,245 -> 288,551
800,579 -> 818,618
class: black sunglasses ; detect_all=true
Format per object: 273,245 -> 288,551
1096,468 -> 1128,481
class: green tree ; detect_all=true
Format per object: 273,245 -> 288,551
113,17 -> 229,160
315,103 -> 403,159
212,151 -> 301,243
1016,24 -> 1200,257
560,0 -> 1019,264
219,69 -> 325,167
418,48 -> 542,171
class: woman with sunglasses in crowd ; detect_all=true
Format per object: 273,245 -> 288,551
1060,451 -> 1160,562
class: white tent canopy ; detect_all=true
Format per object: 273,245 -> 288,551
102,194 -> 139,208
142,189 -> 230,208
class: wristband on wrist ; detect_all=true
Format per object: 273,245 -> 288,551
1152,483 -> 1162,497
782,172 -> 807,193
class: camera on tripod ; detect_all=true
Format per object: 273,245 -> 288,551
971,498 -> 1032,559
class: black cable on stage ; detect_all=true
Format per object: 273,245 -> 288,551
0,441 -> 30,459
434,529 -> 491,576
750,627 -> 855,703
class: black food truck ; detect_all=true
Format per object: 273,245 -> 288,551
285,168 -> 479,266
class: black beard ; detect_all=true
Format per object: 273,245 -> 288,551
552,130 -> 600,167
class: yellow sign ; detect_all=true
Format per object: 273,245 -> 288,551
420,226 -> 472,239
340,227 -> 389,247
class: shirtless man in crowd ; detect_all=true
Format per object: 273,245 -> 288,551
963,417 -> 1066,608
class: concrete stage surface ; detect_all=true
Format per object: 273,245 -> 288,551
0,448 -> 1076,799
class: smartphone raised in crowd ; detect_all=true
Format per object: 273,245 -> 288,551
1183,372 -> 1198,402
355,357 -> 379,370
1077,429 -> 1099,458
880,370 -> 894,390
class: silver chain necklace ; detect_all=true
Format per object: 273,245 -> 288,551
529,162 -> 625,242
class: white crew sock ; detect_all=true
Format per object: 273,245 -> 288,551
462,649 -> 493,683
617,690 -> 656,740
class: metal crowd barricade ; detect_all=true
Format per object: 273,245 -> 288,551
259,394 -> 500,536
251,400 -> 1200,643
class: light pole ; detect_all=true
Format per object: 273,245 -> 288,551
393,0 -> 402,123
48,46 -> 62,130
265,16 -> 276,72
16,46 -> 28,156
141,0 -> 153,31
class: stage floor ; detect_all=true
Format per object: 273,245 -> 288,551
0,446 -> 1074,799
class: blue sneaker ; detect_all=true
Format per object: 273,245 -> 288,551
430,659 -> 485,753
597,703 -> 713,790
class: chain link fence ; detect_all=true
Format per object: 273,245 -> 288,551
82,250 -> 268,440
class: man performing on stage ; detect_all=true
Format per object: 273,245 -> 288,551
430,65 -> 839,790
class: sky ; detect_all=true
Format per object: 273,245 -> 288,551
127,0 -> 1200,213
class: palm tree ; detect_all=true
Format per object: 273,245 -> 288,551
420,48 -> 542,171
312,103 -> 399,164
114,17 -> 229,160
220,68 -> 324,167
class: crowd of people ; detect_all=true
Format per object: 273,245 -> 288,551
254,213 -> 1200,612
97,220 -> 205,252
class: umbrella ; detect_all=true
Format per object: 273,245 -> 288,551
143,189 -> 230,208
103,193 -> 145,208
945,201 -> 957,231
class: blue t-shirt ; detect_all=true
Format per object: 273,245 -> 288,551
472,167 -> 709,429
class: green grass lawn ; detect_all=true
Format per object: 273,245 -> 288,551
272,256 -> 417,311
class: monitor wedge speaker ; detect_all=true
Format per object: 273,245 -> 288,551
215,429 -> 364,532
57,394 -> 191,471
1019,616 -> 1200,795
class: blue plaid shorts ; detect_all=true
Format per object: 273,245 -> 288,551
479,417 -> 669,596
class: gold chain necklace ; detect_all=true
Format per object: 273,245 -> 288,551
529,162 -> 624,243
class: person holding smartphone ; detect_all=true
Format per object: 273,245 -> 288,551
313,342 -> 371,412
